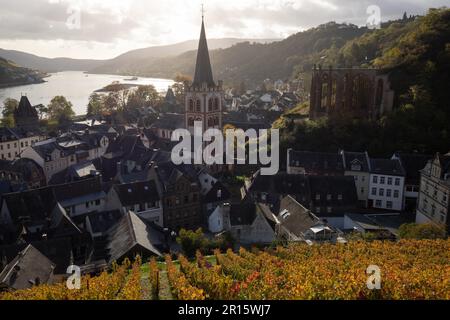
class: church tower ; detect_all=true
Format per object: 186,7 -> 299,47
185,14 -> 223,134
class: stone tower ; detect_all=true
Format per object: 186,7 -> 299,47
185,16 -> 223,134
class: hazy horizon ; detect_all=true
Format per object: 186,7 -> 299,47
0,0 -> 448,60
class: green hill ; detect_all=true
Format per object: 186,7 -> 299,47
277,8 -> 450,158
0,57 -> 46,88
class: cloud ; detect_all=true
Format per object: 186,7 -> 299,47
0,0 -> 447,59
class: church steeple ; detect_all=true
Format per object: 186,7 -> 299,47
192,16 -> 215,88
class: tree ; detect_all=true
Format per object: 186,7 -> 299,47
1,98 -> 18,127
398,223 -> 447,240
172,74 -> 192,104
176,228 -> 207,258
47,96 -> 75,124
402,12 -> 408,21
126,85 -> 159,109
35,104 -> 49,120
87,93 -> 103,117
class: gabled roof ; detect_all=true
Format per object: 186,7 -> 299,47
2,187 -> 57,225
107,211 -> 163,262
393,152 -> 432,184
370,158 -> 406,176
192,19 -> 215,88
278,196 -> 322,237
203,181 -> 231,203
229,202 -> 257,226
341,151 -> 370,172
0,244 -> 55,291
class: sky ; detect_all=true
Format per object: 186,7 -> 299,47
0,0 -> 448,60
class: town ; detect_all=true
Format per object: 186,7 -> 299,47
0,6 -> 448,299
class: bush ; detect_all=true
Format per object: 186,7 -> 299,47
398,223 -> 447,240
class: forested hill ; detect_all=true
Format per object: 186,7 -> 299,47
123,22 -> 368,84
0,57 -> 46,88
277,8 -> 450,159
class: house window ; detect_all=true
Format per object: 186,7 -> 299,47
431,205 -> 436,217
327,207 -> 332,213
375,200 -> 382,207
316,207 -> 321,213
386,201 -> 393,209
380,177 -> 385,184
338,194 -> 343,200
86,202 -> 90,208
184,195 -> 189,204
395,178 -> 400,186
196,99 -> 201,112
394,190 -> 399,198
316,194 -> 321,200
379,189 -> 384,197
373,176 -> 378,184
386,189 -> 392,197
387,177 -> 393,185
95,199 -> 100,206
327,194 -> 332,201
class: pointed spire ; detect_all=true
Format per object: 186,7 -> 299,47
192,15 -> 215,88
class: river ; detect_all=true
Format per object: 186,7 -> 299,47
0,71 -> 174,116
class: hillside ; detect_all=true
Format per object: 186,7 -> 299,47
0,38 -> 278,75
118,22 -> 368,84
277,8 -> 450,158
1,240 -> 448,300
0,57 -> 46,88
89,38 -> 279,75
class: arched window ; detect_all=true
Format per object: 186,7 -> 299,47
189,99 -> 194,112
196,99 -> 201,112
214,97 -> 220,110
208,99 -> 213,111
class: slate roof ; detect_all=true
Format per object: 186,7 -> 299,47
278,196 -> 321,237
288,150 -> 344,174
107,211 -> 163,262
341,151 -> 371,172
114,180 -> 160,207
192,19 -> 215,88
203,181 -> 231,203
308,175 -> 358,207
370,158 -> 406,176
2,187 -> 57,225
0,244 -> 55,291
393,153 -> 432,184
53,176 -> 103,202
229,202 -> 257,226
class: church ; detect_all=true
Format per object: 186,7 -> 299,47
150,15 -> 224,141
184,15 -> 223,134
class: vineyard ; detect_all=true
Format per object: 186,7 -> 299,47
0,240 -> 448,300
